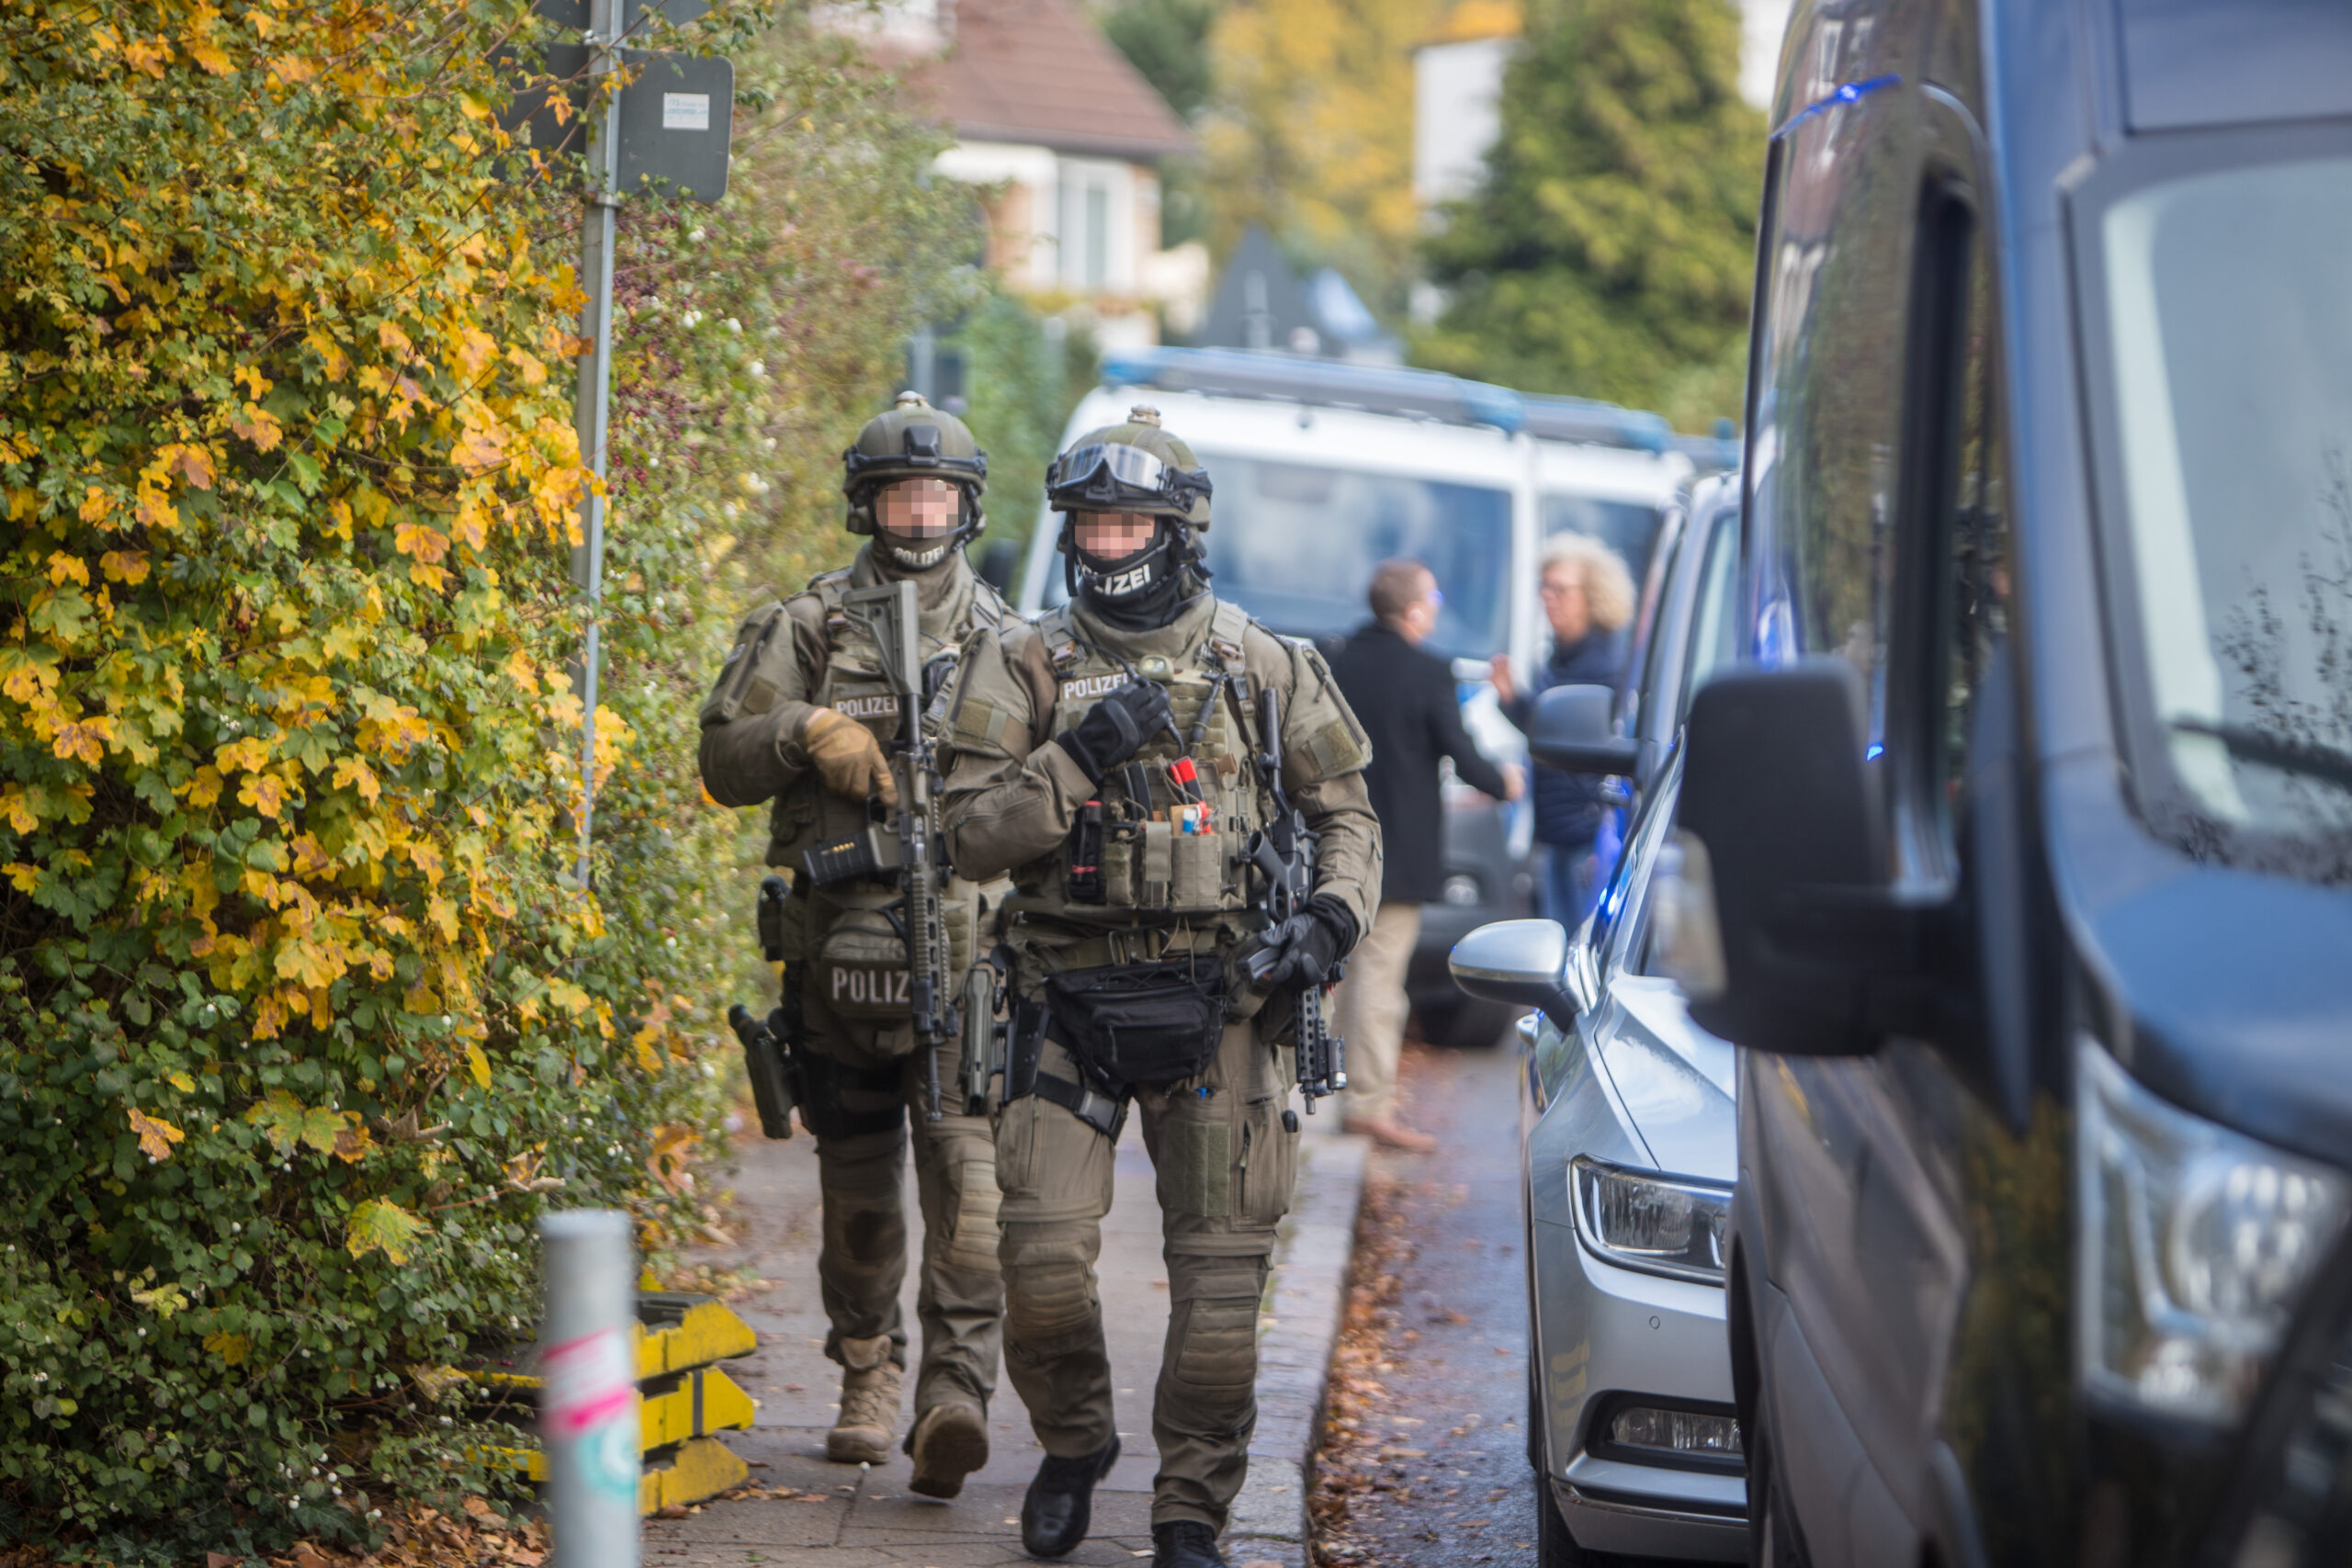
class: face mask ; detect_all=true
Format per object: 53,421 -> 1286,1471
1070,513 -> 1171,598
876,477 -> 962,567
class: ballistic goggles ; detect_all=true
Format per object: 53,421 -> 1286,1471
1047,443 -> 1212,514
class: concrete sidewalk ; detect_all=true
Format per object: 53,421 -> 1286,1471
645,1110 -> 1367,1568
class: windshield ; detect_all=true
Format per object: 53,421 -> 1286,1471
1542,492 -> 1666,590
1193,454 -> 1513,659
2098,151 -> 2352,872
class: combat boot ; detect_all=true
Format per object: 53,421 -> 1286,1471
827,1334 -> 902,1464
905,1401 -> 989,1499
1151,1521 -> 1228,1568
1020,1435 -> 1120,1558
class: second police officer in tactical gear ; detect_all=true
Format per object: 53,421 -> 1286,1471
699,392 -> 1012,1501
939,408 -> 1382,1568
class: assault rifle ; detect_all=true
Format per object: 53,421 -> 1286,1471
729,874 -> 805,1139
1243,686 -> 1348,1111
798,581 -> 958,1121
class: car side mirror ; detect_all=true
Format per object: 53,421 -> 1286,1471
1675,660 -> 1945,1057
1529,683 -> 1638,775
1449,919 -> 1577,1028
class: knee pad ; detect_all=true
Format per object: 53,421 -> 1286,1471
933,1154 -> 1003,1280
1170,1292 -> 1261,1398
1000,1226 -> 1101,1354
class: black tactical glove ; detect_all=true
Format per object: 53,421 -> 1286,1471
1250,897 -> 1358,988
1055,678 -> 1174,784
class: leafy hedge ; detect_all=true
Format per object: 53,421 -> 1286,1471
0,2 -> 971,1558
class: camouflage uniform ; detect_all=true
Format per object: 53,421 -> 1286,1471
938,412 -> 1381,1543
699,396 -> 1010,1487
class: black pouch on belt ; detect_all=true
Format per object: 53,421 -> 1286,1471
1044,960 -> 1226,1092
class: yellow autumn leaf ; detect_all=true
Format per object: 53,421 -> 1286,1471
274,936 -> 343,988
100,550 -> 150,584
237,773 -> 288,818
332,1114 -> 373,1164
130,1282 -> 190,1316
79,487 -> 114,523
127,1108 -> 185,1161
188,39 -> 232,74
0,790 -> 34,834
331,755 -> 381,802
231,401 -> 283,453
505,345 -> 547,386
203,1331 -> 250,1366
2,864 -> 38,894
466,1042 -> 492,1090
392,521 -> 449,562
346,1198 -> 426,1265
167,1071 -> 196,1093
186,766 -> 224,807
51,718 -> 112,766
48,553 -> 89,587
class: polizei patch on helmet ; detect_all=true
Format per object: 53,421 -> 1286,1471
1059,672 -> 1135,703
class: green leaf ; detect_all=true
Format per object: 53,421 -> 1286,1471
345,1199 -> 426,1265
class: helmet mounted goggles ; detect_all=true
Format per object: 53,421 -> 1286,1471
1046,442 -> 1212,517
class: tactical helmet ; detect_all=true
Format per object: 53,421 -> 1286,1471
842,391 -> 989,547
1046,405 -> 1213,529
1051,406 -> 1216,605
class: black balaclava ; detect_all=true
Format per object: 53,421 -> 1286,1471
1068,515 -> 1205,631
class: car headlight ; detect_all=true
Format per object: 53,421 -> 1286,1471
1569,1156 -> 1730,1284
2077,1038 -> 2350,1425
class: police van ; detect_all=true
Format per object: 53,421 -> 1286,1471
1012,346 -> 1691,1046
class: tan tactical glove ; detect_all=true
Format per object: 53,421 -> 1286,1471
800,708 -> 899,807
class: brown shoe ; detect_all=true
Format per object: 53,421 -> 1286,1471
826,1334 -> 902,1464
1342,1115 -> 1438,1153
906,1401 -> 990,1498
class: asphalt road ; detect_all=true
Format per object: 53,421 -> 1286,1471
1315,1037 -> 1543,1568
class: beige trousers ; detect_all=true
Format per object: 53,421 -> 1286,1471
1332,901 -> 1420,1122
992,1021 -> 1297,1531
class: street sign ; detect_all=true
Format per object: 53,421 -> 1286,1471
501,45 -> 731,203
616,51 -> 733,204
532,0 -> 709,34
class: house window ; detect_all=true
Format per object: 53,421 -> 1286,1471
1056,161 -> 1125,291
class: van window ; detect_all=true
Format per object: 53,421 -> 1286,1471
1678,507 -> 1745,730
2093,151 -> 2352,869
1194,454 -> 1513,660
1893,184 -> 2010,870
1542,493 -> 1666,588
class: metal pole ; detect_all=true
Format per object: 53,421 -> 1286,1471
571,0 -> 623,885
540,1210 -> 640,1567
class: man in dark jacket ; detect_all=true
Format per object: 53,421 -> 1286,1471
1325,559 -> 1520,1149
1493,534 -> 1635,927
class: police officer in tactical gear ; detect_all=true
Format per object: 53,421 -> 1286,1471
699,392 -> 1012,1499
939,408 -> 1382,1568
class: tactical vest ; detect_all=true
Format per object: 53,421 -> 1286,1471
788,569 -> 1009,1032
989,600 -> 1275,944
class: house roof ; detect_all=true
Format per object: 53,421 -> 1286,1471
911,0 -> 1193,163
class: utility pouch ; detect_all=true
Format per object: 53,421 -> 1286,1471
1170,831 -> 1223,912
816,906 -> 914,1029
1067,801 -> 1105,904
1103,819 -> 1140,906
1005,994 -> 1048,1104
1044,961 -> 1227,1092
1139,820 -> 1173,908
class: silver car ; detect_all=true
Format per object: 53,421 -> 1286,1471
1450,478 -> 1748,1564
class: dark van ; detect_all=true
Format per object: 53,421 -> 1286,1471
1670,2 -> 2352,1565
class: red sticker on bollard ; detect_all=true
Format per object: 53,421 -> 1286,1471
541,1326 -> 635,1437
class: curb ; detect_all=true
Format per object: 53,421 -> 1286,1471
1227,1128 -> 1369,1568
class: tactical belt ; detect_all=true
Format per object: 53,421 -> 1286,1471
1035,925 -> 1230,975
1033,1069 -> 1126,1141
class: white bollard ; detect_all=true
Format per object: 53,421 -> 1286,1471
540,1210 -> 641,1568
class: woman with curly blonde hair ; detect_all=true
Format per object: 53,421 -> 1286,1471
1492,533 -> 1638,925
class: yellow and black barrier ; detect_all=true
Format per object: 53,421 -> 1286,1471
476,1289 -> 762,1514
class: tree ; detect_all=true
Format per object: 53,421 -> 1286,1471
1091,0 -> 1218,120
1415,0 -> 1764,425
1199,0 -> 1441,317
0,2 -> 970,1555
